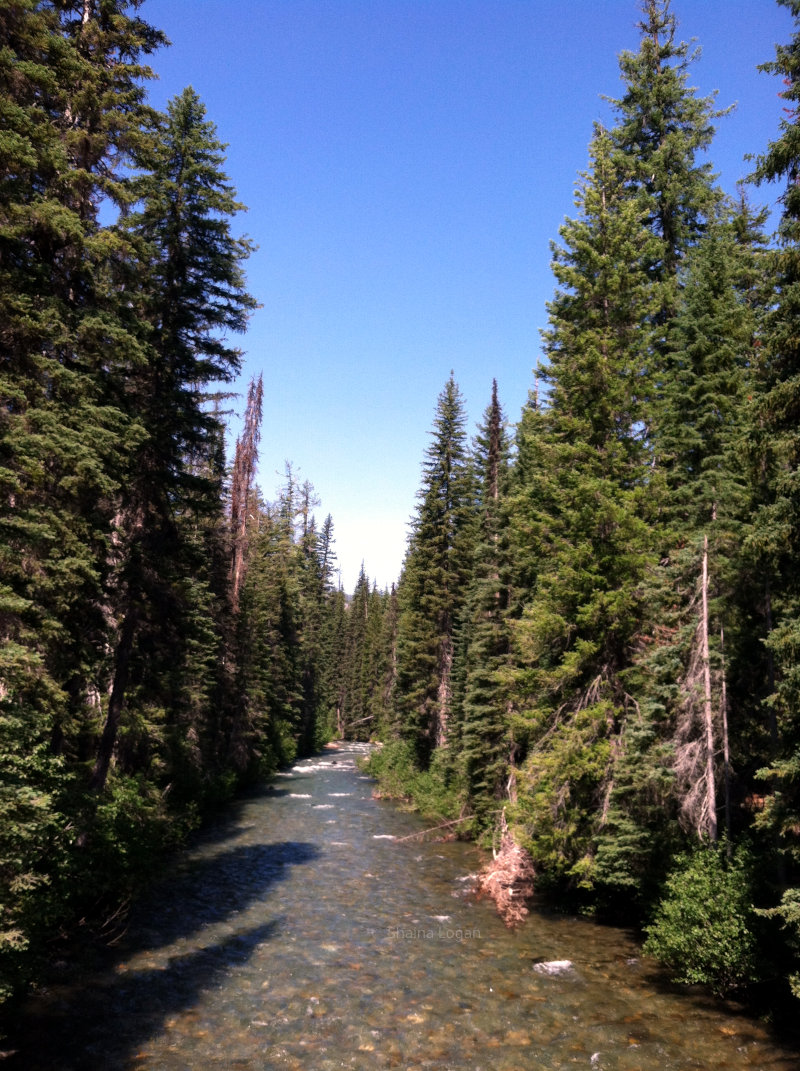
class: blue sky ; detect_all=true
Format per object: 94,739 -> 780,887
140,0 -> 790,591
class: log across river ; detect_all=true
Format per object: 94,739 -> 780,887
8,742 -> 799,1069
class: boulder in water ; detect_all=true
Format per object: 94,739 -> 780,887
532,959 -> 574,975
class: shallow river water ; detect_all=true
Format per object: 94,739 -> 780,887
8,742 -> 800,1070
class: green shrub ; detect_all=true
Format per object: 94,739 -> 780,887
361,740 -> 465,827
643,841 -> 758,995
361,739 -> 419,799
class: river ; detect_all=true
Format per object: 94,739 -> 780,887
6,742 -> 798,1070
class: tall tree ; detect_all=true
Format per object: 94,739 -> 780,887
650,219 -> 758,842
746,0 -> 800,970
0,0 -> 165,992
509,127 -> 658,887
455,381 -> 515,825
608,0 -> 722,322
393,374 -> 475,765
231,374 -> 264,611
91,86 -> 256,791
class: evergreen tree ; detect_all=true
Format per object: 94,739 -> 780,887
455,381 -> 515,826
90,86 -> 256,792
338,566 -> 372,739
393,375 -> 475,766
595,215 -> 764,896
234,494 -> 303,773
746,0 -> 800,970
656,219 -> 757,837
509,127 -> 658,888
608,0 -> 722,322
0,0 -> 165,995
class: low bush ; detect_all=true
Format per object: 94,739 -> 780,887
643,841 -> 758,995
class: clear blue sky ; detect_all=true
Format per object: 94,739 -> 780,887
140,0 -> 790,592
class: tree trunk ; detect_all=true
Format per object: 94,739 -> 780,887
90,607 -> 137,792
701,533 -> 717,842
230,374 -> 263,612
435,636 -> 453,748
720,624 -> 732,851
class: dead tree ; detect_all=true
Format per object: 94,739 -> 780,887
230,374 -> 263,611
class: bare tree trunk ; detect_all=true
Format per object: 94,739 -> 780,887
90,608 -> 137,792
230,374 -> 263,611
506,723 -> 519,802
765,576 -> 778,751
701,533 -> 718,842
720,624 -> 732,852
435,636 -> 453,748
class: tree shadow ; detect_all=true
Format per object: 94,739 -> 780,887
171,782 -> 294,851
5,840 -> 319,1070
131,840 -> 319,947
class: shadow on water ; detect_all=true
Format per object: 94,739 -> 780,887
138,840 -> 320,946
5,840 -> 320,1071
166,782 -> 294,852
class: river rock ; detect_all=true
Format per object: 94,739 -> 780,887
532,959 -> 574,975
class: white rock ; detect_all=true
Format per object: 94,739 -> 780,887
532,959 -> 574,975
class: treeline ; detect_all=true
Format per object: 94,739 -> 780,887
0,0 -> 350,1003
348,0 -> 800,1002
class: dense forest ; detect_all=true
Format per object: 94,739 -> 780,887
3,0 -> 800,1021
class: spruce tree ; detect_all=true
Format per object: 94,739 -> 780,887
338,566 -> 372,739
0,0 -> 165,995
746,0 -> 800,965
595,216 -> 763,895
234,494 -> 303,773
509,127 -> 657,887
91,86 -> 256,791
455,381 -> 515,826
608,0 -> 722,321
657,219 -> 757,839
393,374 -> 475,766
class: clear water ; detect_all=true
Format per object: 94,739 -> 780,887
9,743 -> 799,1069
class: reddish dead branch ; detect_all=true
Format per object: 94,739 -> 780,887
477,811 -> 536,927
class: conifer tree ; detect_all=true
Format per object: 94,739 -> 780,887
595,216 -> 763,896
338,566 -> 372,738
608,0 -> 722,322
233,495 -> 303,773
455,382 -> 515,825
509,127 -> 657,887
393,375 -> 475,765
656,220 -> 757,839
231,374 -> 264,611
0,0 -> 165,993
91,86 -> 256,791
374,583 -> 399,737
746,0 -> 800,964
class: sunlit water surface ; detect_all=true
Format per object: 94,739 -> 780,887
8,743 -> 799,1069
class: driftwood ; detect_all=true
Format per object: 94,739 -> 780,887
393,816 -> 472,842
477,810 -> 536,927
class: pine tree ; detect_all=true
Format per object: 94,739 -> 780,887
654,219 -> 757,841
231,375 -> 264,611
338,566 -> 372,739
455,381 -> 515,826
234,494 -> 303,773
608,0 -> 723,322
90,86 -> 256,792
509,127 -> 658,888
0,0 -> 165,995
745,1 -> 800,964
393,375 -> 475,766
